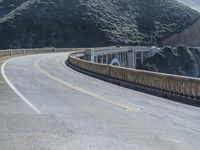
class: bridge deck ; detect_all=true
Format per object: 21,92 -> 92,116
0,53 -> 200,149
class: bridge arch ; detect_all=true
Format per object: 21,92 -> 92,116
110,58 -> 120,66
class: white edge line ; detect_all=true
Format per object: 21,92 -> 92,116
1,59 -> 42,114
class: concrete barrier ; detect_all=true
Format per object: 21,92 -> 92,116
68,51 -> 200,102
1,48 -> 199,103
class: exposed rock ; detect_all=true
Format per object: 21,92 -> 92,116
163,19 -> 200,47
142,46 -> 200,77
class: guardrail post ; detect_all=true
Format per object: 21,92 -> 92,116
51,48 -> 55,53
10,50 -> 12,56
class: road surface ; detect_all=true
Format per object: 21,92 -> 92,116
0,53 -> 200,150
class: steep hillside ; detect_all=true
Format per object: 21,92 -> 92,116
163,19 -> 200,47
0,0 -> 199,49
163,0 -> 200,47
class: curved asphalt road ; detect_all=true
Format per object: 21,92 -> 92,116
1,53 -> 200,150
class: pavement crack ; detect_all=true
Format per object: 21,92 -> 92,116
143,111 -> 200,134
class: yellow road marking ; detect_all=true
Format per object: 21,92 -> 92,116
34,57 -> 140,112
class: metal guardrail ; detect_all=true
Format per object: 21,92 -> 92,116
0,48 -> 83,59
68,51 -> 200,101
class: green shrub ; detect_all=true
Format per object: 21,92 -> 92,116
142,63 -> 159,72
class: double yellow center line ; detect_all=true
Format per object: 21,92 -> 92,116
34,56 -> 140,112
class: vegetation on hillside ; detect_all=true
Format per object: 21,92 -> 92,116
142,46 -> 200,77
0,0 -> 199,49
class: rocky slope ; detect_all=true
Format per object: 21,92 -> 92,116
163,19 -> 200,47
164,0 -> 200,47
0,0 -> 199,49
142,46 -> 200,77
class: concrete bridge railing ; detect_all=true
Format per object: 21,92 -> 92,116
0,48 -> 199,103
68,51 -> 200,102
84,46 -> 158,69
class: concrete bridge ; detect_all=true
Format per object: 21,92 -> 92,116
84,46 -> 159,68
0,48 -> 200,150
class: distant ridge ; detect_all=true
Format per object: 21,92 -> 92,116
0,0 -> 199,49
